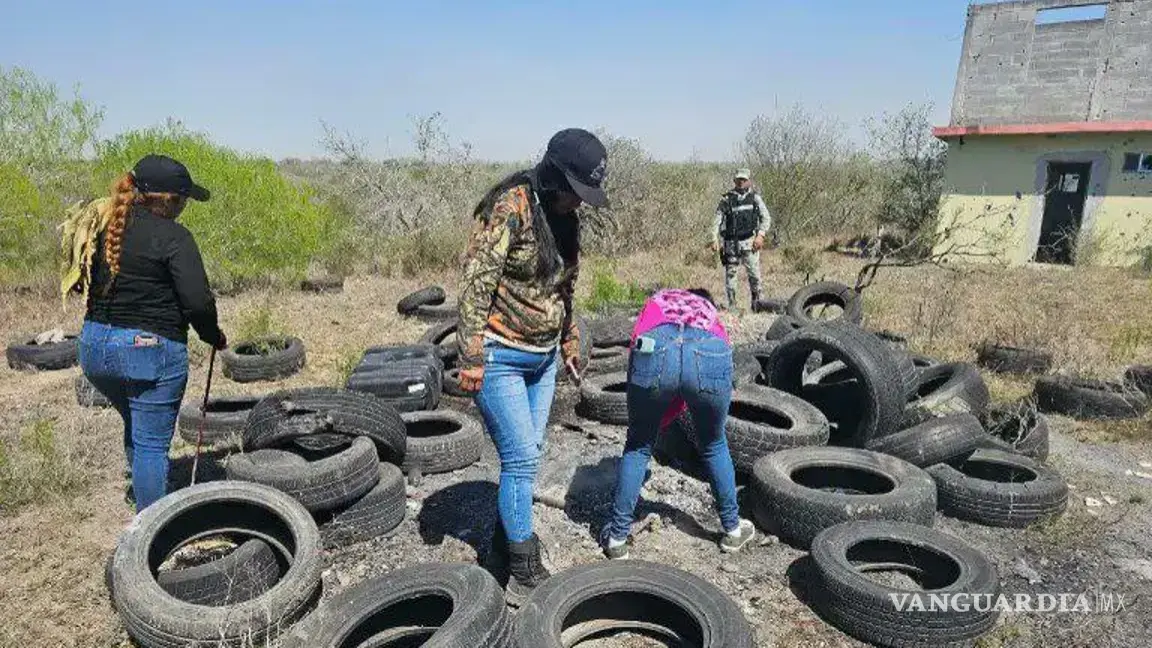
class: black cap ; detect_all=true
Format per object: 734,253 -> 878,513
544,128 -> 609,208
131,154 -> 210,201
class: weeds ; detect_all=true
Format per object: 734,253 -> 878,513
1106,323 -> 1149,364
0,418 -> 92,514
233,302 -> 290,354
333,346 -> 363,388
781,245 -> 822,279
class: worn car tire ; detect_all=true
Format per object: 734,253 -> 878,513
765,315 -> 806,341
763,323 -> 905,447
109,481 -> 320,648
442,366 -> 469,398
807,520 -> 1000,647
177,395 -> 262,445
872,329 -> 909,349
397,285 -> 446,315
514,560 -> 754,648
903,362 -> 990,427
975,342 -> 1052,375
299,276 -> 344,294
750,446 -> 937,549
1124,365 -> 1152,397
652,413 -> 711,482
75,374 -> 112,408
865,413 -> 985,468
246,387 -> 406,461
662,386 -> 830,476
577,371 -> 629,425
413,301 -> 459,322
400,410 -> 483,474
226,436 -> 381,513
317,463 -> 406,549
587,346 -> 630,376
1034,375 -> 1150,420
6,334 -> 79,371
786,281 -> 863,325
723,386 -> 830,473
220,336 -> 306,383
588,316 -> 634,348
752,297 -> 788,314
419,321 -> 460,365
979,402 -> 1050,463
155,539 -> 282,607
910,353 -> 938,370
927,448 -> 1068,528
281,563 -> 512,648
732,349 -> 763,388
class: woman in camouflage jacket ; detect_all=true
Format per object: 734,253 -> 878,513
456,128 -> 609,605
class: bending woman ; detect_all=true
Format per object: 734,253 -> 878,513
602,287 -> 755,558
456,128 -> 608,605
80,154 -> 227,512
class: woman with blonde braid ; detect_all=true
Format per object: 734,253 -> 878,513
80,154 -> 226,512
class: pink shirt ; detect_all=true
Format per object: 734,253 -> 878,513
630,289 -> 730,430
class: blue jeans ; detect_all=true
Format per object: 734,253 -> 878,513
608,323 -> 740,540
473,339 -> 558,544
79,320 -> 189,512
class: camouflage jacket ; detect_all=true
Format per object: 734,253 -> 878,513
456,184 -> 581,372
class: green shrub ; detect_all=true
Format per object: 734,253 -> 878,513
582,263 -> 648,313
0,164 -> 51,285
93,122 -> 349,292
0,66 -> 103,286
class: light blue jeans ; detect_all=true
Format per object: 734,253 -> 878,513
474,339 -> 559,544
608,323 -> 740,541
80,320 -> 189,512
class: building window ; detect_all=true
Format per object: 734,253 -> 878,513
1123,153 -> 1152,174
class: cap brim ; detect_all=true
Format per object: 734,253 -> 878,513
563,171 -> 609,208
187,184 -> 210,202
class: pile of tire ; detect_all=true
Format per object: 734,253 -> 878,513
344,344 -> 443,413
397,285 -> 457,322
226,387 -> 410,548
758,315 -> 1069,533
220,335 -> 307,383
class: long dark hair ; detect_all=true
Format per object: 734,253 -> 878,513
471,159 -> 580,282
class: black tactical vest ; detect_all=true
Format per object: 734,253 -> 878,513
721,190 -> 761,241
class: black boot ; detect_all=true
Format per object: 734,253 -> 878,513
482,520 -> 511,586
505,533 -> 551,607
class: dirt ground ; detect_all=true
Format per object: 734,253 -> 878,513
1,252 -> 1151,647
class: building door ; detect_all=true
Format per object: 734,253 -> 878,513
1035,162 -> 1091,265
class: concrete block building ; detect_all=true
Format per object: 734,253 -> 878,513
934,0 -> 1152,266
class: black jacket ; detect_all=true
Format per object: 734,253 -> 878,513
86,207 -> 224,347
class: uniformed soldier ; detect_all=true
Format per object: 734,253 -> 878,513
709,168 -> 771,310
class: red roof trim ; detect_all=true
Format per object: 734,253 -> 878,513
933,121 -> 1152,138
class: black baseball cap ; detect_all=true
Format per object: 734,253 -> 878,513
544,128 -> 609,208
131,154 -> 211,201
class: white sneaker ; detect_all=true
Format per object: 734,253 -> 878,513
720,519 -> 756,553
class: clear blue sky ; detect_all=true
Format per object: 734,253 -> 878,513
0,0 -> 983,162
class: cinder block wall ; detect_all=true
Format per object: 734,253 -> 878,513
951,0 -> 1152,125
